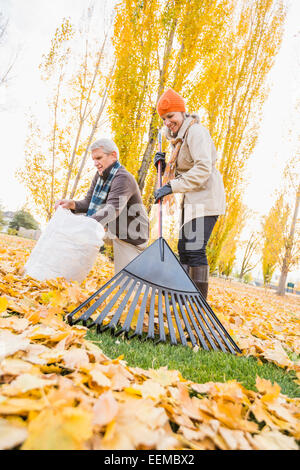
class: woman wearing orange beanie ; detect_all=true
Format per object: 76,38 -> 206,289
154,88 -> 225,300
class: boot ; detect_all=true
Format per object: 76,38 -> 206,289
190,265 -> 209,300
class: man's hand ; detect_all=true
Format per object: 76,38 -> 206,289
154,152 -> 166,174
54,199 -> 76,211
154,183 -> 172,204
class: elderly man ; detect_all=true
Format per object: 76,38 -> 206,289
55,138 -> 149,273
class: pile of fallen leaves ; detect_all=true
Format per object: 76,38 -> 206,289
0,233 -> 299,450
209,279 -> 300,371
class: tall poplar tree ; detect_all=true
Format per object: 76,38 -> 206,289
109,0 -> 232,198
187,0 -> 286,271
261,195 -> 288,285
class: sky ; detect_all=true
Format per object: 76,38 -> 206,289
243,0 -> 299,220
0,0 -> 299,280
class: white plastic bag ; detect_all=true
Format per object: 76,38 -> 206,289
24,207 -> 105,282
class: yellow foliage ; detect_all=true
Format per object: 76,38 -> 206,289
188,0 -> 286,270
261,194 -> 289,284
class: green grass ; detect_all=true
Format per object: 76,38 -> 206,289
86,328 -> 300,398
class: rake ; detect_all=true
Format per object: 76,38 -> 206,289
67,134 -> 241,354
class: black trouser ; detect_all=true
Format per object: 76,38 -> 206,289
178,215 -> 218,266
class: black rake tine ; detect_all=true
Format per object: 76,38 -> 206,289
155,289 -> 166,344
70,272 -> 127,325
198,294 -> 241,353
175,294 -> 197,347
67,271 -> 124,323
193,295 -> 236,354
128,284 -> 150,339
101,277 -> 138,332
192,295 -> 229,353
187,295 -> 218,351
164,291 -> 177,345
146,288 -> 156,340
182,295 -> 209,351
170,292 -> 187,346
116,282 -> 144,336
92,276 -> 134,330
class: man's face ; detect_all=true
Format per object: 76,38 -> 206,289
92,148 -> 117,176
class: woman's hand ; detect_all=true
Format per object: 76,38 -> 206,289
154,183 -> 172,204
154,152 -> 166,174
54,199 -> 76,211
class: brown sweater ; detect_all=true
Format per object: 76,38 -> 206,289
74,165 -> 149,246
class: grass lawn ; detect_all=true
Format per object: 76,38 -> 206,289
86,328 -> 300,398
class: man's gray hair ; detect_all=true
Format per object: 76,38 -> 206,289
90,138 -> 119,159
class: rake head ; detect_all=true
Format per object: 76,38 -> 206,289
67,238 -> 241,354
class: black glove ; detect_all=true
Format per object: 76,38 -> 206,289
154,152 -> 166,174
154,183 -> 172,204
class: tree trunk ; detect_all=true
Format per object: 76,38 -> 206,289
69,62 -> 115,199
137,17 -> 178,192
49,72 -> 63,218
137,111 -> 160,191
276,183 -> 300,296
277,261 -> 288,296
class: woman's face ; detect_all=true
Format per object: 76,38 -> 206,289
161,111 -> 184,135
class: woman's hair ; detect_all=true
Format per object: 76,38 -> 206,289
90,138 -> 119,159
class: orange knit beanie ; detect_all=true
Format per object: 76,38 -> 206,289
157,88 -> 186,117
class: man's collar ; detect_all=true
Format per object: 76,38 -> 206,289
101,161 -> 120,181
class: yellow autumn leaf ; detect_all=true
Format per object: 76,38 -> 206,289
0,317 -> 29,332
145,367 -> 182,386
0,358 -> 38,376
124,387 -> 142,397
62,347 -> 90,370
0,296 -> 8,313
0,330 -> 30,360
256,377 -> 281,403
0,418 -> 28,450
2,374 -> 58,395
22,407 -> 93,450
250,428 -> 298,450
89,367 -> 111,388
136,379 -> 165,400
0,397 -> 47,416
92,391 -> 119,427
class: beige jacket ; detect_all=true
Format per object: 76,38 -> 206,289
166,115 -> 226,225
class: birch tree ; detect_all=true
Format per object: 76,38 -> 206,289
17,18 -> 74,221
238,233 -> 260,280
17,8 -> 115,221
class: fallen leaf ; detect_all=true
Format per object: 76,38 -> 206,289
92,391 -> 119,427
62,347 -> 90,370
3,373 -> 58,395
0,296 -> 8,313
22,407 -> 93,450
0,418 -> 28,450
249,428 -> 298,450
0,330 -> 30,360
